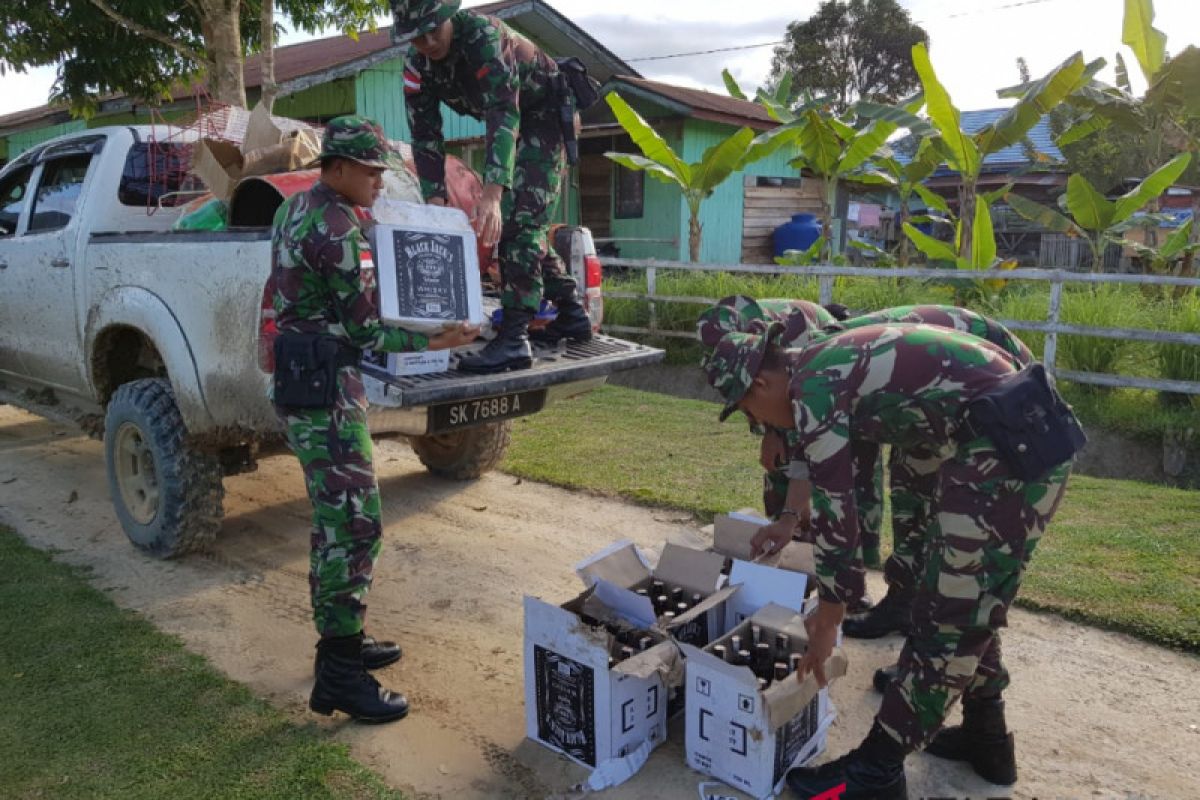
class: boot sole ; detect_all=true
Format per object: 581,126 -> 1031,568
363,651 -> 403,671
309,698 -> 410,724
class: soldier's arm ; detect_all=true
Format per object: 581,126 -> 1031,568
308,216 -> 430,353
472,29 -> 520,190
405,58 -> 449,202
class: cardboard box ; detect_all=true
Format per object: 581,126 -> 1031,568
576,541 -> 735,648
361,348 -> 450,377
713,511 -> 817,585
682,604 -> 847,800
190,138 -> 244,202
370,200 -> 485,334
523,589 -> 680,771
241,132 -> 320,178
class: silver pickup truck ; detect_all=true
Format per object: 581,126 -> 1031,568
0,126 -> 661,558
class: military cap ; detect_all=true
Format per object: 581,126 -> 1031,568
697,295 -> 823,350
391,0 -> 461,45
702,322 -> 784,421
314,115 -> 404,170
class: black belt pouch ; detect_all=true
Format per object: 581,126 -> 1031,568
964,363 -> 1088,481
273,334 -> 343,408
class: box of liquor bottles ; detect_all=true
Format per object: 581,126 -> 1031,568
711,510 -> 817,591
680,604 -> 846,800
522,587 -> 679,773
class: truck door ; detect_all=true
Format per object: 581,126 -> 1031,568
0,162 -> 36,378
4,142 -> 100,393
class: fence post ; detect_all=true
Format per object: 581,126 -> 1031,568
819,274 -> 834,307
1044,279 -> 1063,376
647,265 -> 658,334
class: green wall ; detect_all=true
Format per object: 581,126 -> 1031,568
355,57 -> 486,143
5,121 -> 88,158
275,78 -> 356,122
680,118 -> 801,264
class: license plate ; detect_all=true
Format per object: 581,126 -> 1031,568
429,390 -> 546,432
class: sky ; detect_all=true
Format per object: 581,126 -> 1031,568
2,0 -> 1199,118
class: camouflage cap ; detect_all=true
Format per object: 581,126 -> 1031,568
391,0 -> 461,44
314,115 -> 404,170
701,322 -> 784,421
697,295 -> 821,350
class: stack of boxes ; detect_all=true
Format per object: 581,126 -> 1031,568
523,514 -> 847,799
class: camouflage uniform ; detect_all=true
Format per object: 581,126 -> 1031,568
272,116 -> 428,639
403,5 -> 575,313
702,323 -> 1074,751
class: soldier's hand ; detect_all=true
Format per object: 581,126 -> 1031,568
796,600 -> 843,687
428,321 -> 481,350
750,518 -> 794,559
473,183 -> 504,249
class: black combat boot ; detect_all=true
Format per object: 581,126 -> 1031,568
925,695 -> 1018,785
457,309 -> 534,374
310,634 -> 410,723
873,662 -> 900,694
786,722 -> 909,799
530,292 -> 593,343
842,586 -> 914,639
311,633 -> 402,677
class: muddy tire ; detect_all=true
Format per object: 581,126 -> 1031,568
410,420 -> 512,480
103,378 -> 224,558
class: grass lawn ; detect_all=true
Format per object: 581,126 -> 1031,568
0,527 -> 401,800
504,384 -> 1200,653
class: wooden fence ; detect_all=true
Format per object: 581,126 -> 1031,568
599,258 -> 1200,395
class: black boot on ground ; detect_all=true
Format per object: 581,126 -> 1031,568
873,662 -> 899,694
458,309 -> 533,374
310,634 -> 410,723
312,633 -> 402,677
925,695 -> 1018,786
530,293 -> 593,343
842,586 -> 914,639
786,722 -> 909,800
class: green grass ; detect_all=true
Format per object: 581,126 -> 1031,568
0,528 -> 402,800
504,384 -> 1200,652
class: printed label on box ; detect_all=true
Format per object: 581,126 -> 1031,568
534,645 -> 596,767
388,230 -> 470,320
773,693 -> 821,785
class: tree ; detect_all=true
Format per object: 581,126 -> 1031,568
603,92 -> 797,262
768,0 -> 927,115
0,0 -> 385,112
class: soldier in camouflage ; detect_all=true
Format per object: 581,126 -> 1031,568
394,0 -> 592,374
272,115 -> 478,723
702,323 -> 1076,797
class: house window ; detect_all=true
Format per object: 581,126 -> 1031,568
613,164 -> 644,219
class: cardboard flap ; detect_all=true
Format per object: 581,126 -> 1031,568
665,584 -> 737,631
764,650 -> 848,730
725,559 -> 807,630
589,579 -> 657,630
613,640 -> 682,686
712,512 -> 768,561
575,540 -> 651,589
654,542 -> 726,594
777,541 -> 817,575
522,594 -> 609,668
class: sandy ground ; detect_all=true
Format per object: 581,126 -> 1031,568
1,403 -> 1198,800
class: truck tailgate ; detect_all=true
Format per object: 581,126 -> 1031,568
364,335 -> 663,407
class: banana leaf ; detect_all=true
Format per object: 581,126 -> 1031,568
1112,152 -> 1193,224
736,124 -> 800,170
1115,52 -> 1133,94
605,93 -> 691,183
692,127 -> 756,193
971,198 -> 997,270
722,68 -> 747,101
796,108 -> 842,177
912,183 -> 950,214
911,43 -> 980,178
1159,219 -> 1196,260
1066,174 -> 1116,231
974,52 -> 1086,157
604,152 -> 684,187
1005,192 -> 1087,238
1122,0 -> 1167,82
853,101 -> 937,139
903,222 -> 958,262
1057,114 -> 1112,146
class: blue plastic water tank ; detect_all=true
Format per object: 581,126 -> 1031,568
773,213 -> 822,257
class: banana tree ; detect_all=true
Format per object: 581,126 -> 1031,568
1117,219 -> 1200,299
853,133 -> 948,265
603,92 -> 799,262
1005,151 -> 1193,271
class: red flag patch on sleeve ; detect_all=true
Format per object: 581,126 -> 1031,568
403,68 -> 422,95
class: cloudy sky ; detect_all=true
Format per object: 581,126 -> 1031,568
2,0 -> 1198,117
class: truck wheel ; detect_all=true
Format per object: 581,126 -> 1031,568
103,378 -> 224,558
410,420 -> 512,480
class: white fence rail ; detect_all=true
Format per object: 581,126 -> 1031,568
599,257 -> 1200,395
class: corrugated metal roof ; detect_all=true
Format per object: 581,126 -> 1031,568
893,106 -> 1065,175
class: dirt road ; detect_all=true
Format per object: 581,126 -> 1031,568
1,404 -> 1197,799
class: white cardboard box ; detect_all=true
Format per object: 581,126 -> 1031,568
713,511 -> 818,583
370,200 -> 484,334
523,590 -> 679,771
360,348 -> 450,377
682,604 -> 847,800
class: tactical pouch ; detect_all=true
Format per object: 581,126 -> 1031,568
273,334 -> 357,409
962,363 -> 1088,481
555,56 -> 600,110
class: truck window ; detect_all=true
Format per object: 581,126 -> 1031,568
119,142 -> 200,208
28,154 -> 93,234
0,165 -> 33,238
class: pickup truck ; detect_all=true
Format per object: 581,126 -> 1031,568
0,126 -> 662,558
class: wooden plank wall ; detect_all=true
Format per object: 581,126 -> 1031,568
741,182 -> 824,263
578,154 -> 612,240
